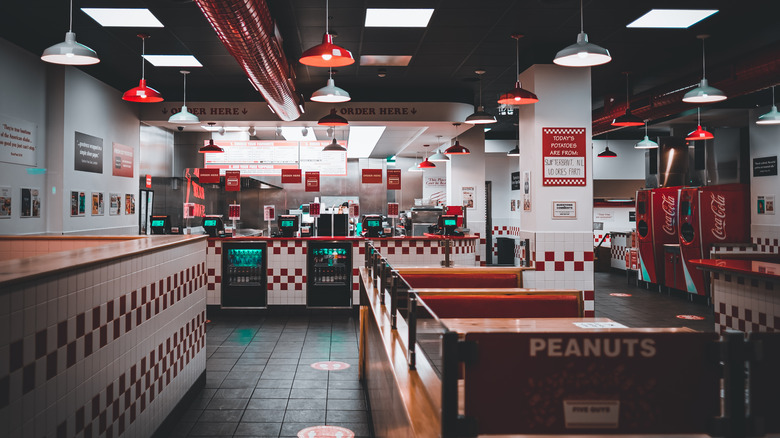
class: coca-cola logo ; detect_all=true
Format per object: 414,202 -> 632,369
661,194 -> 676,236
711,193 -> 727,240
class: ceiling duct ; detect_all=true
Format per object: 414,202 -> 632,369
593,43 -> 780,136
193,0 -> 302,121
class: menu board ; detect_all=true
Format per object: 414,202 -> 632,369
203,140 -> 347,176
542,128 -> 586,186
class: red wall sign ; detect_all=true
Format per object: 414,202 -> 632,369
111,142 -> 134,178
145,175 -> 152,188
281,168 -> 302,183
362,168 -> 383,184
542,127 -> 587,186
305,171 -> 320,192
197,168 -> 220,184
229,204 -> 240,220
349,202 -> 360,218
387,169 -> 401,190
309,202 -> 321,218
225,170 -> 241,191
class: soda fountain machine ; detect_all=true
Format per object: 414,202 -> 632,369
678,184 -> 750,297
636,187 -> 680,286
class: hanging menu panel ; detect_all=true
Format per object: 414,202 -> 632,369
204,140 -> 347,176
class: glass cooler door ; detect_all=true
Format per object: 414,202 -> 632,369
307,241 -> 352,308
222,242 -> 267,308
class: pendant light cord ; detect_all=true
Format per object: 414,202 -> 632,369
515,37 -> 519,78
140,36 -> 146,80
580,0 -> 584,33
697,107 -> 701,125
69,0 -> 73,32
325,0 -> 329,35
625,73 -> 630,109
701,38 -> 706,81
772,85 -> 776,105
182,72 -> 187,105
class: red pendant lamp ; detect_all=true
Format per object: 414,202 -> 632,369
686,108 -> 714,140
199,123 -> 224,153
611,72 -> 644,127
418,145 -> 436,168
299,0 -> 354,67
445,123 -> 470,155
123,34 -> 163,103
318,108 -> 349,126
497,34 -> 539,106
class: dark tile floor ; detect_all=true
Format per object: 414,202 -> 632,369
594,271 -> 715,332
167,271 -> 715,438
169,311 -> 369,438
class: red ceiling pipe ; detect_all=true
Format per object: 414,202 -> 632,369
193,0 -> 303,121
593,43 -> 780,136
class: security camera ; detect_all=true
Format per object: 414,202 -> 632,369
177,126 -> 184,132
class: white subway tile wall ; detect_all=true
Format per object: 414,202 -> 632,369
0,240 -> 207,438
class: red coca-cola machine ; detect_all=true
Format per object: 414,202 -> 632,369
678,184 -> 750,297
635,187 -> 680,285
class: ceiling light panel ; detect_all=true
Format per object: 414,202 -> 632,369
627,9 -> 718,28
347,126 -> 386,158
359,55 -> 412,66
81,8 -> 164,27
365,9 -> 434,28
143,55 -> 202,67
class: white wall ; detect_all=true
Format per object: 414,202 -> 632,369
0,39 -> 47,235
0,37 -> 141,235
592,139 -> 646,180
485,152 -> 520,222
749,107 -> 780,241
446,127 -> 486,236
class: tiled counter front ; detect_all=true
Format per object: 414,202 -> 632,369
205,237 -> 478,306
610,232 -> 633,271
711,272 -> 778,333
0,238 -> 207,438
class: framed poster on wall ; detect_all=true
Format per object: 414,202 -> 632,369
125,194 -> 136,215
542,127 -> 586,186
20,188 -> 40,218
91,192 -> 104,216
1,186 -> 12,218
109,193 -> 121,215
71,191 -> 86,216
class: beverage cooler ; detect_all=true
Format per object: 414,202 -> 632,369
222,242 -> 268,308
307,241 -> 353,308
678,184 -> 750,297
636,187 -> 680,286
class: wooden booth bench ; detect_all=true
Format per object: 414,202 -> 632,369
414,288 -> 584,318
394,266 -> 531,288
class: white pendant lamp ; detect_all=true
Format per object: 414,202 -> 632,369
168,71 -> 200,125
757,85 -> 780,125
428,136 -> 450,162
683,35 -> 726,103
553,0 -> 611,67
635,120 -> 659,149
465,70 -> 496,124
408,153 -> 424,172
41,0 -> 99,65
311,69 -> 351,103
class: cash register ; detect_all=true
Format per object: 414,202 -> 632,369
202,215 -> 225,237
150,215 -> 171,234
277,214 -> 299,237
361,215 -> 384,237
439,214 -> 463,236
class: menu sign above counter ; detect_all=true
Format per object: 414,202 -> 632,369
542,127 -> 586,186
204,140 -> 347,176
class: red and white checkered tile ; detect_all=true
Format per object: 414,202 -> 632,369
0,240 -> 207,438
711,272 -> 778,334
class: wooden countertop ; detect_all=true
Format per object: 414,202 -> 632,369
438,318 -> 704,334
690,258 -> 780,281
0,235 -> 207,288
210,235 -> 480,241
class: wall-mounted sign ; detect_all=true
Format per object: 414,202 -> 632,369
109,193 -> 121,215
349,202 -> 360,218
305,171 -> 320,192
0,186 -> 11,218
387,202 -> 399,218
362,168 -> 383,184
511,171 -> 521,191
90,192 -> 103,216
263,205 -> 275,221
462,186 -> 475,209
757,195 -> 775,215
203,140 -> 347,176
281,168 -> 302,183
125,194 -> 135,215
225,170 -> 241,191
523,171 -> 532,212
145,174 -> 152,188
1,114 -> 37,166
74,131 -> 103,174
183,203 -> 195,219
70,191 -> 86,216
387,169 -> 401,190
629,211 -> 636,222
753,156 -> 777,177
542,127 -> 586,186
111,142 -> 134,177
197,168 -> 220,184
552,201 -> 577,219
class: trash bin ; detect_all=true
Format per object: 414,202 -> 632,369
496,237 -> 514,265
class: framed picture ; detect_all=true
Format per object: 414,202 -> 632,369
20,188 -> 40,218
552,201 -> 577,219
0,186 -> 12,218
109,193 -> 121,215
125,193 -> 135,215
71,191 -> 86,216
91,192 -> 104,216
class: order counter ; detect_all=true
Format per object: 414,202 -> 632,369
205,235 -> 480,307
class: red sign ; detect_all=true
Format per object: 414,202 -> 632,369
197,168 -> 220,184
225,170 -> 240,191
362,168 -> 383,184
263,205 -> 275,221
229,204 -> 240,220
281,168 -> 302,183
542,127 -> 587,186
387,169 -> 401,190
309,203 -> 321,218
111,142 -> 134,178
145,175 -> 152,188
387,202 -> 399,218
305,171 -> 320,192
348,203 -> 359,219
463,332 -> 720,435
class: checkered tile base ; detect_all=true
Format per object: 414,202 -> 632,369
1,240 -> 207,438
712,272 -> 778,334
